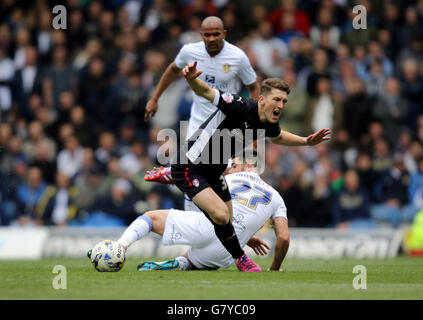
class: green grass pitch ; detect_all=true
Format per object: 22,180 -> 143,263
1,256 -> 422,300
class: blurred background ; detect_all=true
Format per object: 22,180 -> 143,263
0,0 -> 423,257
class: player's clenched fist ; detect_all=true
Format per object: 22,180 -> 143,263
144,98 -> 158,121
183,61 -> 203,80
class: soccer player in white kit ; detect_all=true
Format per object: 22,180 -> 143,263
144,16 -> 259,211
117,156 -> 290,271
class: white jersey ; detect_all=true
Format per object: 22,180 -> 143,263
174,40 -> 257,139
162,172 -> 287,269
225,172 -> 287,247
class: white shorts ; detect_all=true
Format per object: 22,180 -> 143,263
183,195 -> 202,212
162,209 -> 233,270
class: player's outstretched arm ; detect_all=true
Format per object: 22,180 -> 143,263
144,62 -> 181,121
269,217 -> 290,271
183,61 -> 217,103
270,128 -> 331,146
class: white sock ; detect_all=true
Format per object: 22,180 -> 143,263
175,256 -> 191,270
118,215 -> 153,249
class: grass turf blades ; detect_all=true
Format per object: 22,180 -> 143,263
1,256 -> 422,300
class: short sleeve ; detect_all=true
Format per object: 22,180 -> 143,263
174,45 -> 190,69
266,123 -> 281,139
237,52 -> 257,86
214,90 -> 246,114
271,197 -> 287,220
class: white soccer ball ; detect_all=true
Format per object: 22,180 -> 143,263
90,240 -> 126,272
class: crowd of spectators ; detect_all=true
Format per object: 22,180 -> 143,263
0,0 -> 423,229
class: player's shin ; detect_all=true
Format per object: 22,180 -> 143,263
117,215 -> 153,250
213,222 -> 244,259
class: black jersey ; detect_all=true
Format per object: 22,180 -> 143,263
173,90 -> 281,172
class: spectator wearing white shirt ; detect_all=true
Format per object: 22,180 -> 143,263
179,15 -> 203,45
0,48 -> 14,121
13,28 -> 31,71
57,135 -> 84,179
22,120 -> 56,163
35,10 -> 53,66
119,139 -> 152,177
250,20 -> 289,78
310,7 -> 341,50
306,76 -> 343,134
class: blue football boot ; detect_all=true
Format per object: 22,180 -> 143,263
137,259 -> 180,271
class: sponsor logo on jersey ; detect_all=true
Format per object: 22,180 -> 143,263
205,75 -> 215,84
222,63 -> 231,72
221,92 -> 233,103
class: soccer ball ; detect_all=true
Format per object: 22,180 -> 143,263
90,240 -> 126,272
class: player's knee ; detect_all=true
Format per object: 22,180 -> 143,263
208,206 -> 230,225
143,210 -> 164,225
144,210 -> 156,220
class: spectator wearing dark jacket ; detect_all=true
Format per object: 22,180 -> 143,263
15,166 -> 47,226
371,154 -> 414,227
12,46 -> 43,119
332,169 -> 376,229
87,178 -> 140,225
35,171 -> 79,226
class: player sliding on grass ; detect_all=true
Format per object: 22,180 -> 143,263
120,156 -> 290,271
144,61 -> 331,272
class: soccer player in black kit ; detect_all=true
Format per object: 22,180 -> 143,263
155,61 -> 331,272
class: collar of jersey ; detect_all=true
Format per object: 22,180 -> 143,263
204,40 -> 227,58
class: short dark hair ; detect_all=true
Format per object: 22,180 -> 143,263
260,78 -> 291,96
233,148 -> 259,168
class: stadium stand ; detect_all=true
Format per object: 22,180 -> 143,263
0,0 -> 422,230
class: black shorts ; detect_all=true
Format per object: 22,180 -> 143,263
170,163 -> 231,203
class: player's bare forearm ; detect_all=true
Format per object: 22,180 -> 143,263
186,77 -> 216,102
271,128 -> 331,146
269,238 -> 289,271
183,61 -> 216,103
145,62 -> 181,121
269,217 -> 289,271
270,130 -> 308,146
150,62 -> 181,101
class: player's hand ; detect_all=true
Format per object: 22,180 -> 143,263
144,98 -> 158,121
247,236 -> 270,256
182,61 -> 202,80
306,128 -> 331,146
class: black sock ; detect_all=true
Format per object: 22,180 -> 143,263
213,222 -> 244,259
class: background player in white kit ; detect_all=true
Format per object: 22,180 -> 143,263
117,155 -> 290,271
144,16 -> 259,135
144,16 -> 259,211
